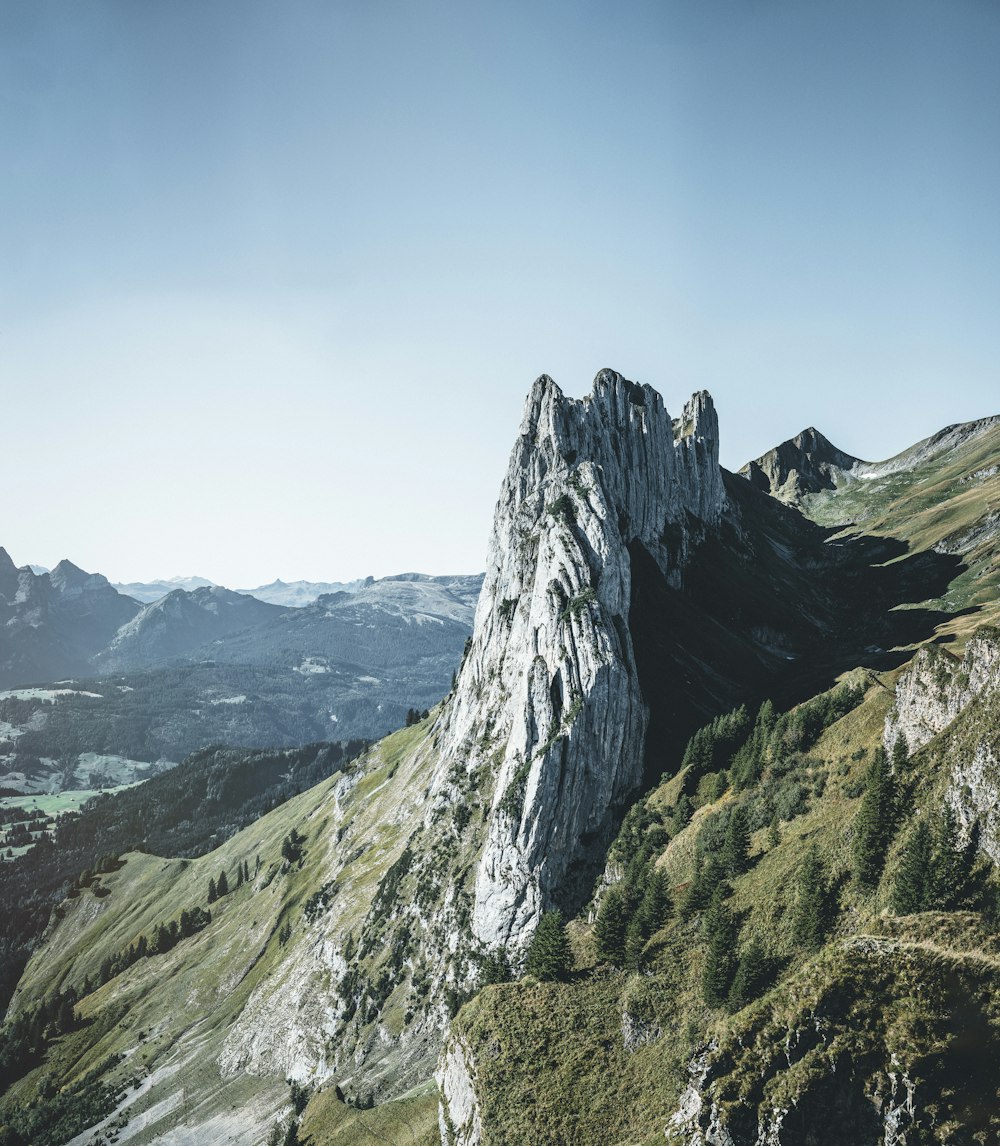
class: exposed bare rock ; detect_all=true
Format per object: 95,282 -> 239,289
436,1033 -> 483,1146
432,370 -> 724,951
883,629 -> 1000,755
738,428 -> 863,504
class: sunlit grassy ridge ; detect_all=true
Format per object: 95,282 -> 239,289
3,719 -> 440,1144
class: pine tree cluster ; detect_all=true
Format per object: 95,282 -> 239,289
892,805 -> 974,914
852,746 -> 898,889
524,910 -> 572,981
0,986 -> 80,1090
790,845 -> 834,950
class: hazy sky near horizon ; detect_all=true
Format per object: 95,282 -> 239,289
2,0 -> 998,586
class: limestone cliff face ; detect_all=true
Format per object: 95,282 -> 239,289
432,370 -> 724,951
436,1033 -> 483,1146
885,629 -> 1000,862
883,632 -> 1000,756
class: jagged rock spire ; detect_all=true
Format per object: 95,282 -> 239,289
433,370 -> 724,949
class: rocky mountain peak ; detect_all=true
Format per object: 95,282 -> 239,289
48,557 -> 103,592
0,547 -> 19,600
739,425 -> 863,503
432,370 -> 725,950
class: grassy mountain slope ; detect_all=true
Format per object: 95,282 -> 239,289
3,719 -> 439,1145
443,662 -> 1000,1144
0,738 -> 367,1016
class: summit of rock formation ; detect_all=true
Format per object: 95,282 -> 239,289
433,370 -> 726,949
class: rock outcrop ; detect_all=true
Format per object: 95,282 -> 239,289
662,928 -> 988,1146
436,1033 -> 483,1146
738,428 -> 862,504
885,627 -> 1000,861
884,629 -> 1000,756
432,370 -> 724,951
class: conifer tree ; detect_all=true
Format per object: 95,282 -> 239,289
892,819 -> 933,914
757,698 -> 776,736
852,746 -> 897,889
479,946 -> 512,985
624,918 -> 647,968
702,887 -> 739,1005
635,867 -> 672,939
891,733 -> 909,774
681,854 -> 728,920
56,996 -> 76,1034
930,803 -> 970,910
675,794 -> 694,829
791,846 -> 832,949
727,936 -> 770,1011
217,869 -> 229,897
525,910 -> 572,981
153,923 -> 171,955
595,884 -> 630,965
722,806 -> 751,876
207,877 -> 217,904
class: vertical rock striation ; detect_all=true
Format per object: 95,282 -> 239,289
433,370 -> 724,951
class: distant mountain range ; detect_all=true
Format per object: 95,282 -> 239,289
0,551 -> 483,792
112,574 -> 373,606
94,585 -> 286,674
0,551 -> 142,688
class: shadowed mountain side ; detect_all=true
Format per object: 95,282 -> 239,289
627,472 -> 969,792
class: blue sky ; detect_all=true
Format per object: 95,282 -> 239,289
2,0 -> 998,585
